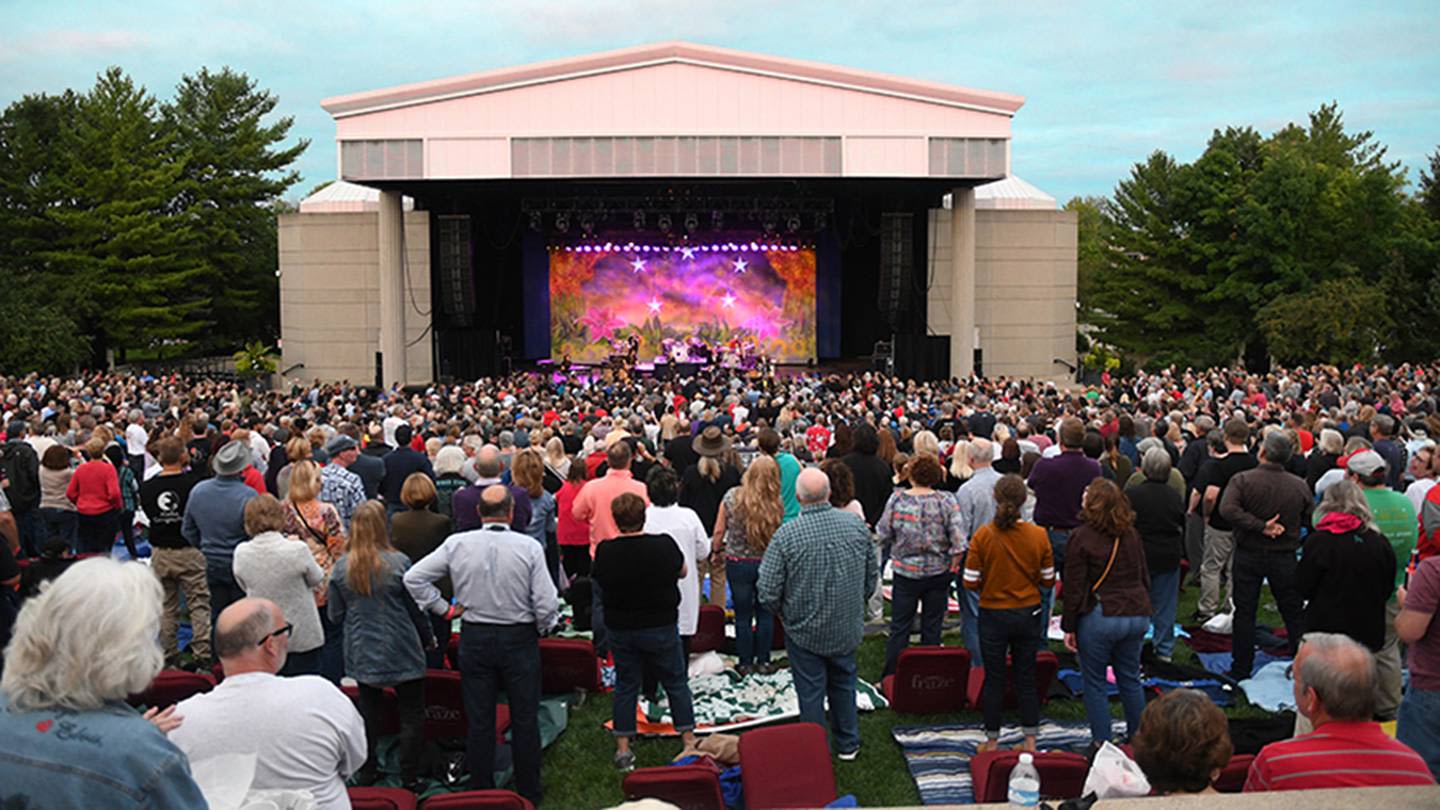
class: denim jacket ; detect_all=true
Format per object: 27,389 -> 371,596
0,691 -> 206,809
328,550 -> 433,685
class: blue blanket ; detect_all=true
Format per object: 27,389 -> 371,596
1055,669 -> 1234,706
1195,650 -> 1286,680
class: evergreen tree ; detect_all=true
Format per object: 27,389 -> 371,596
164,67 -> 308,351
1421,147 -> 1440,222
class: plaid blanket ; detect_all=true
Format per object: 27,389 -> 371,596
891,720 -> 1123,805
605,669 -> 888,736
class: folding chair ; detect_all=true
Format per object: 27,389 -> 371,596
419,789 -> 534,810
965,650 -> 1058,709
127,668 -> 216,709
881,646 -> 971,714
970,750 -> 1089,803
622,765 -> 726,810
424,669 -> 510,744
690,604 -> 726,653
348,786 -> 419,810
539,638 -> 600,696
739,722 -> 836,809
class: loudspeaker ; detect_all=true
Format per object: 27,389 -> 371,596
436,329 -> 498,380
436,215 -> 475,327
878,212 -> 914,332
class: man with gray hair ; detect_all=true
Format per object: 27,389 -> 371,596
124,408 -> 149,478
1244,632 -> 1434,791
758,468 -> 877,760
170,598 -> 366,809
954,438 -> 998,668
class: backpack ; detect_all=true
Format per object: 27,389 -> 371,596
1,442 -> 40,510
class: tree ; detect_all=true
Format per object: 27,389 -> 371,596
164,67 -> 308,351
1257,276 -> 1391,364
0,279 -> 90,374
1064,196 -> 1106,321
1421,146 -> 1440,221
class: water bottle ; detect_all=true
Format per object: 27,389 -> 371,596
1008,752 -> 1041,807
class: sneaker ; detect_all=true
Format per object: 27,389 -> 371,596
735,664 -> 753,677
614,750 -> 636,772
837,747 -> 860,762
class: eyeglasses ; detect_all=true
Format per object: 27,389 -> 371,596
257,623 -> 294,646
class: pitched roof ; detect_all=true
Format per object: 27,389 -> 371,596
322,41 -> 1024,119
298,181 -> 413,213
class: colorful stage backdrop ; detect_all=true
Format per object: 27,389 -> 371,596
549,242 -> 816,363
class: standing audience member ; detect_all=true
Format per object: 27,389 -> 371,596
1028,418 -> 1102,630
681,428 -> 739,606
104,444 -> 142,557
37,444 -> 77,547
1127,448 -> 1186,661
391,472 -> 455,668
1245,633 -> 1434,791
67,436 -> 121,553
182,440 -> 260,651
0,558 -> 207,808
1062,478 -> 1151,747
140,436 -> 210,665
1194,420 -> 1256,623
329,500 -> 433,790
573,440 -> 649,656
319,435 -> 367,531
713,455 -> 783,675
1350,449 -> 1419,721
1219,431 -> 1311,682
759,469 -> 877,760
1297,481 -> 1396,671
381,425 -> 435,516
170,598 -> 367,810
433,445 -> 469,521
954,438 -> 1000,667
513,448 -> 559,581
963,474 -> 1054,753
876,454 -> 964,677
555,458 -> 592,578
1397,553 -> 1440,779
281,460 -> 347,683
233,494 -> 326,676
593,492 -> 698,772
820,458 -> 866,520
405,485 -> 559,806
643,466 -> 710,655
2,421 -> 43,558
453,446 -> 532,533
757,428 -> 802,522
1132,689 -> 1235,795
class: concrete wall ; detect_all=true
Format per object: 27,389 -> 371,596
278,211 -> 432,384
929,208 -> 1076,380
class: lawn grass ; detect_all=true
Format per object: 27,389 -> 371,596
537,577 -> 1284,808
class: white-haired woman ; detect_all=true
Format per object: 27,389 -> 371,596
0,558 -> 206,807
1299,480 -> 1395,657
432,445 -> 468,521
1306,428 -> 1345,493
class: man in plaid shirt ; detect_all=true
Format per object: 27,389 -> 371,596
759,467 -> 877,760
319,436 -> 367,530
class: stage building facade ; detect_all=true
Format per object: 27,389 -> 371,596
278,42 -> 1076,383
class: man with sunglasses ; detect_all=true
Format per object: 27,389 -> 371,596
169,598 -> 366,810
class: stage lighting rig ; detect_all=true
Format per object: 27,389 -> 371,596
684,213 -> 699,234
658,213 -> 672,234
555,211 -> 570,233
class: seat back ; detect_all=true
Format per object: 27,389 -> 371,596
420,789 -> 534,810
970,750 -> 1089,803
1214,753 -> 1254,793
622,765 -> 726,810
887,646 -> 971,714
539,638 -> 599,694
739,722 -> 836,809
349,786 -> 419,810
690,604 -> 726,653
422,669 -> 510,744
127,669 -> 216,709
965,650 -> 1058,709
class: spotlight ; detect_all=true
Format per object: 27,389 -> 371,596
579,213 -> 594,235
555,212 -> 570,233
658,213 -> 672,234
633,210 -> 646,229
684,212 -> 698,234
528,210 -> 542,232
786,214 -> 801,233
711,210 -> 724,230
762,212 -> 777,234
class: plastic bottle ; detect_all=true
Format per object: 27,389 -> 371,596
1008,752 -> 1040,807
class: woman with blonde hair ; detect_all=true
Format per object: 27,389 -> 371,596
542,437 -> 570,494
513,448 -> 559,583
328,501 -> 433,790
281,459 -> 346,682
233,494 -> 325,676
391,472 -> 453,668
711,456 -> 783,675
274,436 -> 312,500
950,438 -> 975,485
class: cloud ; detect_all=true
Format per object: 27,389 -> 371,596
0,28 -> 154,64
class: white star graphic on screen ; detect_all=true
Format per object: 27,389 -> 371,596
631,258 -> 646,273
732,257 -> 748,274
680,247 -> 696,260
720,292 -> 736,309
647,298 -> 662,314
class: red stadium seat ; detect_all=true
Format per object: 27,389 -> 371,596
424,669 -> 510,744
739,722 -> 836,809
970,750 -> 1089,803
419,790 -> 534,810
349,786 -> 419,810
691,604 -> 726,653
965,650 -> 1058,709
127,668 -> 215,709
1214,753 -> 1254,793
539,638 -> 600,695
622,765 -> 726,810
880,646 -> 971,714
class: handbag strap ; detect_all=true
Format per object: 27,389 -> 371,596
1091,536 -> 1121,594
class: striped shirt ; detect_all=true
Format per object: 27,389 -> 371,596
963,521 -> 1055,610
1244,721 -> 1435,792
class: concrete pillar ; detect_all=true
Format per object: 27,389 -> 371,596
950,186 -> 976,379
378,190 -> 408,386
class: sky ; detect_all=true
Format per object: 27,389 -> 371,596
3,0 -> 1436,203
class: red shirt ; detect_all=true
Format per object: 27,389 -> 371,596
242,466 -> 266,496
1244,721 -> 1435,792
66,459 -> 122,516
554,481 -> 590,548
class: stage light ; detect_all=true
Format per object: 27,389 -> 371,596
528,210 -> 542,232
633,210 -> 645,228
711,210 -> 724,230
684,212 -> 698,234
603,242 -> 613,252
658,213 -> 672,234
787,214 -> 801,233
555,212 -> 570,233
579,213 -> 594,235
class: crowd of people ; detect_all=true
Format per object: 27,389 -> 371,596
1,361 -> 1439,806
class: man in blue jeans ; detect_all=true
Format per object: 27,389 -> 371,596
1028,419 -> 1101,635
404,485 -> 558,805
759,469 -> 877,759
954,439 -> 1000,667
592,493 -> 698,771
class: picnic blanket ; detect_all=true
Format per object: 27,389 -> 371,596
1237,660 -> 1296,712
1054,668 -> 1235,706
604,669 -> 888,736
1195,649 -> 1286,681
891,720 -> 1125,805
